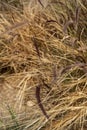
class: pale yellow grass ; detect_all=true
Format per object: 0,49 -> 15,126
0,0 -> 87,130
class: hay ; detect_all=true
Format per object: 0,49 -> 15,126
0,0 -> 87,129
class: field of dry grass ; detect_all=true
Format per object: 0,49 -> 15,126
0,0 -> 87,130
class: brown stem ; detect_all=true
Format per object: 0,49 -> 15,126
36,85 -> 49,119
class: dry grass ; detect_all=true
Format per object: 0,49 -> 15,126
0,0 -> 87,130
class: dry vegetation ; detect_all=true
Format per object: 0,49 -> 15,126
0,0 -> 87,130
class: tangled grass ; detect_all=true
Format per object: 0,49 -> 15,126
0,0 -> 87,130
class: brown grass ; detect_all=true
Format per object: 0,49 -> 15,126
0,0 -> 87,130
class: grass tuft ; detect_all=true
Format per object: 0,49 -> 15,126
0,0 -> 87,130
